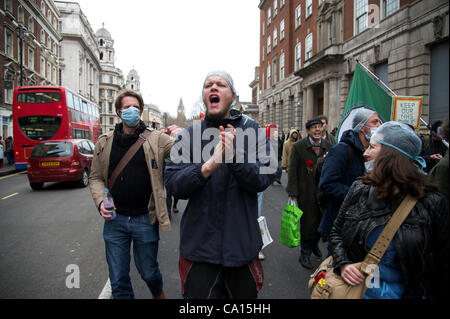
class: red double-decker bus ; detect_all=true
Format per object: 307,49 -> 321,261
12,86 -> 101,169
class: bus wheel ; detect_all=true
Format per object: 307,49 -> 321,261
78,169 -> 89,188
30,182 -> 44,190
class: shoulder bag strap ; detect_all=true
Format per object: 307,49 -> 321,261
360,194 -> 418,275
108,129 -> 152,190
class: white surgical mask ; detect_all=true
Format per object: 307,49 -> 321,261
364,127 -> 378,142
364,160 -> 374,172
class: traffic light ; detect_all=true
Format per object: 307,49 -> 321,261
151,119 -> 156,129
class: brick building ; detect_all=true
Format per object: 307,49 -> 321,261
1,0 -> 62,137
258,0 -> 449,137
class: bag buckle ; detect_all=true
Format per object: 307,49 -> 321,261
139,133 -> 147,141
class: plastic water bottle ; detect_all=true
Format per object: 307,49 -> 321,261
103,188 -> 116,219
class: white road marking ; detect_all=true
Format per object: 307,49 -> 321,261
98,278 -> 112,299
1,193 -> 19,200
0,171 -> 26,180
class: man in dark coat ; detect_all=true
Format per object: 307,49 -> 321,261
423,120 -> 447,173
165,71 -> 277,299
286,117 -> 332,269
318,108 -> 381,255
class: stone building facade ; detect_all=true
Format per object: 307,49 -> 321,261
55,1 -> 100,104
96,25 -> 124,133
258,0 -> 449,137
1,0 -> 62,137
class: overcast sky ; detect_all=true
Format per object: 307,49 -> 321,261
73,0 -> 260,118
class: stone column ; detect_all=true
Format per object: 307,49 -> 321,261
305,86 -> 314,123
328,78 -> 338,130
323,79 -> 329,118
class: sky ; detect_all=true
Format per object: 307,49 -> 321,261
73,0 -> 261,118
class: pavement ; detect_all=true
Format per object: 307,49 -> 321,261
0,163 -> 24,177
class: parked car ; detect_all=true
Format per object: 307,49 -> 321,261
27,139 -> 95,190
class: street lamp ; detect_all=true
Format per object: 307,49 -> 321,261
16,24 -> 27,86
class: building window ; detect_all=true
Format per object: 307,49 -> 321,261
40,30 -> 45,43
355,0 -> 368,34
41,1 -> 45,13
306,0 -> 313,18
267,8 -> 272,25
280,20 -> 285,40
5,0 -> 12,12
28,48 -> 34,70
5,30 -> 13,57
262,72 -> 265,90
273,58 -> 278,84
262,46 -> 265,61
109,117 -> 114,125
47,10 -> 51,20
267,65 -> 271,89
281,0 -> 285,8
28,16 -> 34,33
267,36 -> 271,53
273,28 -> 278,48
305,33 -> 313,60
52,66 -> 56,82
280,53 -> 285,81
40,57 -> 45,76
295,43 -> 302,71
4,73 -> 14,103
47,62 -> 51,80
384,0 -> 399,17
273,0 -> 278,16
47,36 -> 51,48
295,5 -> 301,28
108,102 -> 113,113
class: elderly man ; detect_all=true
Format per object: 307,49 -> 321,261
165,71 -> 277,299
318,107 -> 382,255
287,117 -> 333,269
89,89 -> 176,299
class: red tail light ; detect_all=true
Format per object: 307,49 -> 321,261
71,160 -> 80,168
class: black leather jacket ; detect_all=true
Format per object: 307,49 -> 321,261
330,179 -> 449,299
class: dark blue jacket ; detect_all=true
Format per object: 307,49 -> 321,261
164,110 -> 277,267
318,129 -> 365,239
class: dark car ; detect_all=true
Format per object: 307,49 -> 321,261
27,139 -> 95,190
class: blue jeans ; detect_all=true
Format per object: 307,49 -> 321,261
103,213 -> 163,299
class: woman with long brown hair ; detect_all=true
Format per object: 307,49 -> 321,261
329,121 -> 448,299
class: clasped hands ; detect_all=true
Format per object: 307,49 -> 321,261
201,125 -> 236,178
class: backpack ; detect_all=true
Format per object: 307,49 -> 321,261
314,143 -> 355,209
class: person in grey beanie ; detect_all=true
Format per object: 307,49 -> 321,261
165,71 -> 277,299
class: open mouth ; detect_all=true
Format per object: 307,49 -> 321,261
209,95 -> 220,105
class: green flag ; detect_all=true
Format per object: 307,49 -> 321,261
336,62 -> 393,141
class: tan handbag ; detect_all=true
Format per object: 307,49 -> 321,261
309,195 -> 418,299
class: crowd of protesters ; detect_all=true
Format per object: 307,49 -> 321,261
87,69 -> 448,300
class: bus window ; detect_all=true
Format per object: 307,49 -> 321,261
88,103 -> 94,115
81,100 -> 88,114
18,92 -> 61,103
73,95 -> 81,111
66,91 -> 74,109
18,116 -> 62,141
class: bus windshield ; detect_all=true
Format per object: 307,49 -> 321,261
18,92 -> 61,103
18,116 -> 62,141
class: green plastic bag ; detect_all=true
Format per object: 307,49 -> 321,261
280,198 -> 303,248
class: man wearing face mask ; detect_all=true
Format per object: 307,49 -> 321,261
89,90 -> 177,299
318,107 -> 381,255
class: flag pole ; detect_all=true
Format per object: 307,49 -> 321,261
356,59 -> 397,96
355,59 -> 429,128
